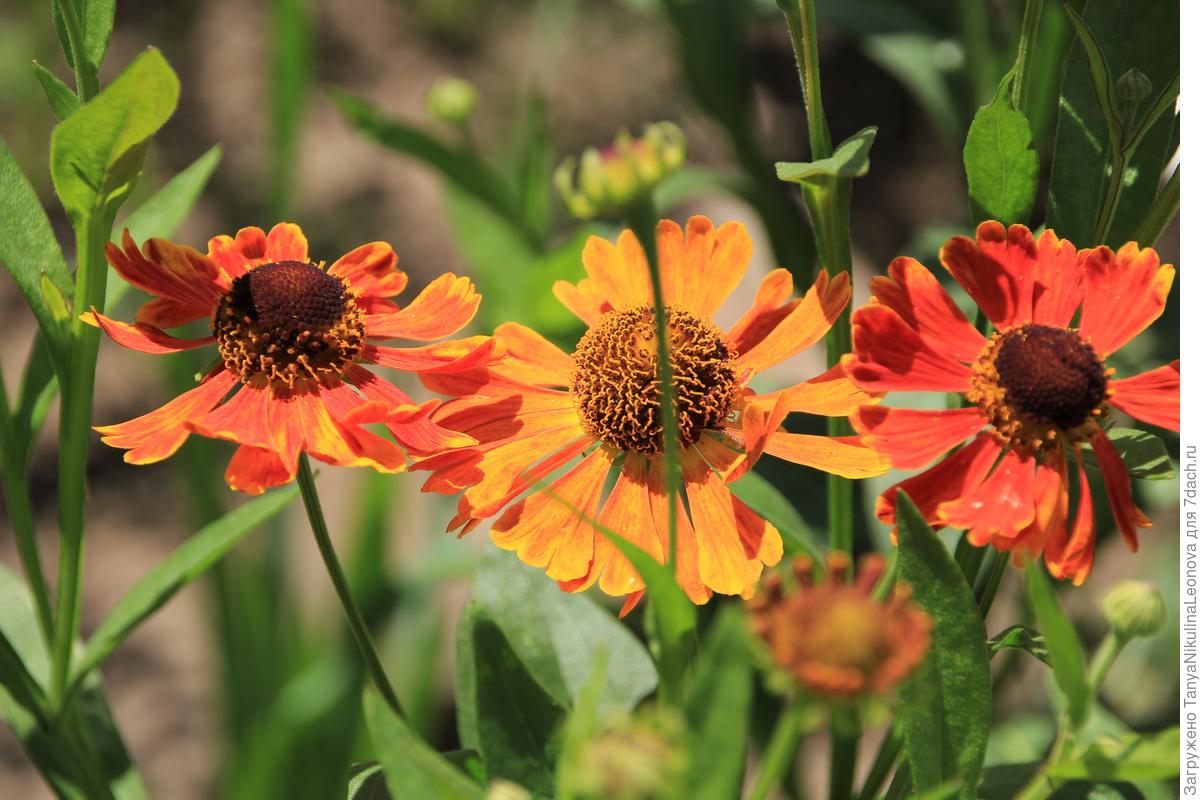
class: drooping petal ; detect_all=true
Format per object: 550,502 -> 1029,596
1045,446 -> 1096,585
939,220 -> 1022,330
939,448 -> 1037,542
1090,429 -> 1151,551
107,230 -> 225,311
681,447 -> 755,596
364,273 -> 481,340
760,432 -> 891,479
845,304 -> 975,392
1001,449 -> 1068,564
95,369 -> 238,464
737,270 -> 851,375
225,445 -> 293,495
364,337 -> 500,373
579,231 -> 652,310
1109,360 -> 1180,431
187,382 -> 278,451
1077,242 -> 1175,357
135,296 -> 213,329
869,256 -> 985,363
726,269 -> 798,355
86,310 -> 214,354
591,456 -> 666,598
660,217 -> 752,317
646,457 -> 710,605
268,389 -> 407,476
724,395 -> 788,481
328,241 -> 408,300
749,363 -> 883,418
490,447 -> 612,581
851,405 -> 987,470
876,433 -> 1004,528
732,493 -> 782,566
491,322 -> 575,388
345,365 -> 477,454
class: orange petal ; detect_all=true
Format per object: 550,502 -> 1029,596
225,445 -> 293,495
86,310 -> 214,355
647,457 -> 710,604
876,434 -> 1002,528
492,322 -> 575,388
737,270 -> 851,375
1027,229 -> 1082,328
345,365 -> 477,454
751,363 -> 882,418
727,269 -> 798,354
851,405 -> 987,470
1077,242 -> 1174,357
939,449 -> 1037,541
732,493 -> 782,565
939,220 -> 1022,330
870,256 -> 985,363
580,231 -> 652,310
681,448 -> 755,595
270,389 -> 407,475
1109,360 -> 1180,432
1045,446 -> 1096,585
593,456 -> 666,598
207,226 -> 268,279
366,336 -> 500,373
761,432 -> 891,478
1090,429 -> 1151,551
660,217 -> 752,317
328,241 -> 408,299
188,383 -> 277,451
135,296 -> 212,328
264,222 -> 309,263
490,447 -> 612,580
107,229 -> 225,308
846,303 -> 975,393
1002,450 -> 1068,562
364,273 -> 481,341
95,369 -> 238,464
552,277 -> 610,326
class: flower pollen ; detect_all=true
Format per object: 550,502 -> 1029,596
571,305 -> 739,455
213,260 -> 365,388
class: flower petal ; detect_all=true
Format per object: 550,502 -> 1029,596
870,256 -> 985,363
107,229 -> 225,311
660,217 -> 752,317
344,365 -> 477,454
187,383 -> 277,451
552,277 -> 610,326
682,448 -> 755,596
364,273 -> 481,340
1045,447 -> 1096,585
939,448 -> 1037,541
1090,429 -> 1151,551
328,241 -> 408,299
1028,229 -> 1082,327
737,270 -> 851,375
265,222 -> 309,263
491,322 -> 575,388
761,432 -> 891,478
365,336 -> 500,373
851,405 -> 987,470
95,369 -> 238,464
876,433 -> 1003,529
939,220 -> 1023,330
86,310 -> 214,354
646,458 -> 710,604
579,230 -> 652,310
207,226 -> 267,279
593,456 -> 666,598
1077,242 -> 1174,357
1001,450 -> 1068,564
1108,360 -> 1180,431
749,363 -> 882,418
225,445 -> 293,495
845,304 -> 975,392
726,269 -> 798,355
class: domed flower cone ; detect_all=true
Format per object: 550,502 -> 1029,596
845,222 -> 1179,584
88,223 -> 494,494
415,215 -> 889,612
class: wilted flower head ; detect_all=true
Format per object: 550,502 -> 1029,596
749,553 -> 932,699
554,122 -> 687,219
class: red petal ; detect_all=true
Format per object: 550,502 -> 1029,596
846,304 -> 975,393
328,241 -> 408,299
1045,447 -> 1096,585
876,434 -> 1003,528
939,220 -> 1023,330
264,222 -> 309,263
225,445 -> 293,495
365,337 -> 500,374
870,256 -> 985,362
107,229 -> 225,308
851,405 -> 987,470
1077,242 -> 1175,357
1090,429 -> 1151,551
938,447 -> 1037,539
87,310 -> 214,354
1109,360 -> 1180,432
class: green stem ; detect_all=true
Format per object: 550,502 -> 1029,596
856,726 -> 901,800
1087,631 -> 1125,692
829,708 -> 859,800
748,698 -> 807,800
50,213 -> 110,710
1093,149 -> 1128,245
1131,164 -> 1179,246
975,551 -> 1011,618
1011,0 -> 1043,113
295,454 -> 407,719
57,0 -> 98,101
957,0 -> 995,108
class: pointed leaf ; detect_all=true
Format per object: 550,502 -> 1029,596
364,691 -> 484,800
32,62 -> 81,120
775,126 -> 878,186
1025,563 -> 1090,729
964,72 -> 1039,225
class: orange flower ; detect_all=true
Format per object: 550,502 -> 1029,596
749,553 -> 931,699
415,216 -> 888,611
845,222 -> 1179,584
89,223 -> 492,494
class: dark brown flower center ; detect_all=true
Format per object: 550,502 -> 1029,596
213,261 -> 365,388
993,324 -> 1107,430
571,305 -> 739,455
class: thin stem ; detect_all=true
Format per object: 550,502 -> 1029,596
1131,165 -> 1179,246
50,213 -> 110,709
829,707 -> 859,800
748,698 -> 807,800
1087,631 -> 1125,692
295,454 -> 407,719
976,551 -> 1011,618
956,0 -> 995,108
1011,0 -> 1044,114
1093,150 -> 1129,245
856,726 -> 901,800
57,0 -> 98,101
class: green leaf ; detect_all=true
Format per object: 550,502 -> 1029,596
347,763 -> 391,800
895,491 -> 991,799
32,61 -> 82,120
106,145 -> 224,312
268,0 -> 312,213
455,549 -> 657,751
963,72 -> 1040,225
364,691 -> 485,800
1081,428 -> 1174,481
729,471 -> 821,559
464,605 -> 564,795
1049,728 -> 1179,781
862,33 -> 962,146
0,138 -> 73,368
1025,563 -> 1090,729
775,126 -> 878,186
50,48 -> 180,224
988,625 -> 1050,665
978,763 -> 1041,800
683,606 -> 753,800
68,486 -> 298,695
1047,0 -> 1178,245
50,0 -> 116,84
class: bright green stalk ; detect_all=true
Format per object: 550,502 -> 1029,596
57,0 -> 99,101
1011,0 -> 1044,113
295,454 -> 408,720
50,213 -> 111,709
747,698 -> 807,800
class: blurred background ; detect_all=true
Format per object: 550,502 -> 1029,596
0,0 -> 1179,797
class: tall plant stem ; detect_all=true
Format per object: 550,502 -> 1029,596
748,698 -> 807,800
1012,0 -> 1044,113
296,454 -> 407,719
50,213 -> 110,710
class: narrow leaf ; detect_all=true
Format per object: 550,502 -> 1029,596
32,61 -> 81,120
895,491 -> 991,798
69,486 -> 298,693
84,0 -> 117,71
50,48 -> 180,223
1048,727 -> 1179,781
347,763 -> 391,800
963,72 -> 1039,225
1025,563 -> 1090,729
364,691 -> 484,800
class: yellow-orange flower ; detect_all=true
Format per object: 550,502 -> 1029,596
416,216 -> 888,611
749,554 -> 932,699
89,223 -> 491,494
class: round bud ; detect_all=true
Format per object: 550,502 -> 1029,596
426,77 -> 479,125
1102,580 -> 1166,641
1116,68 -> 1153,104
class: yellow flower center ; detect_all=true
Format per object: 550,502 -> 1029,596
968,323 -> 1109,452
212,261 -> 365,388
798,592 -> 890,675
571,305 -> 739,455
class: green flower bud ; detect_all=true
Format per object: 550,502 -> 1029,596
1101,580 -> 1166,640
486,779 -> 532,800
1116,68 -> 1153,104
572,710 -> 688,800
555,122 -> 687,219
426,77 -> 479,125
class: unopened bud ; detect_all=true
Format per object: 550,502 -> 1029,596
1116,68 -> 1152,104
554,122 -> 687,219
1102,580 -> 1166,641
426,77 -> 479,125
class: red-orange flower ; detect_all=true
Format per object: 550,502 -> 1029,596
845,222 -> 1179,584
89,223 -> 493,494
749,553 -> 932,699
416,216 -> 888,611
